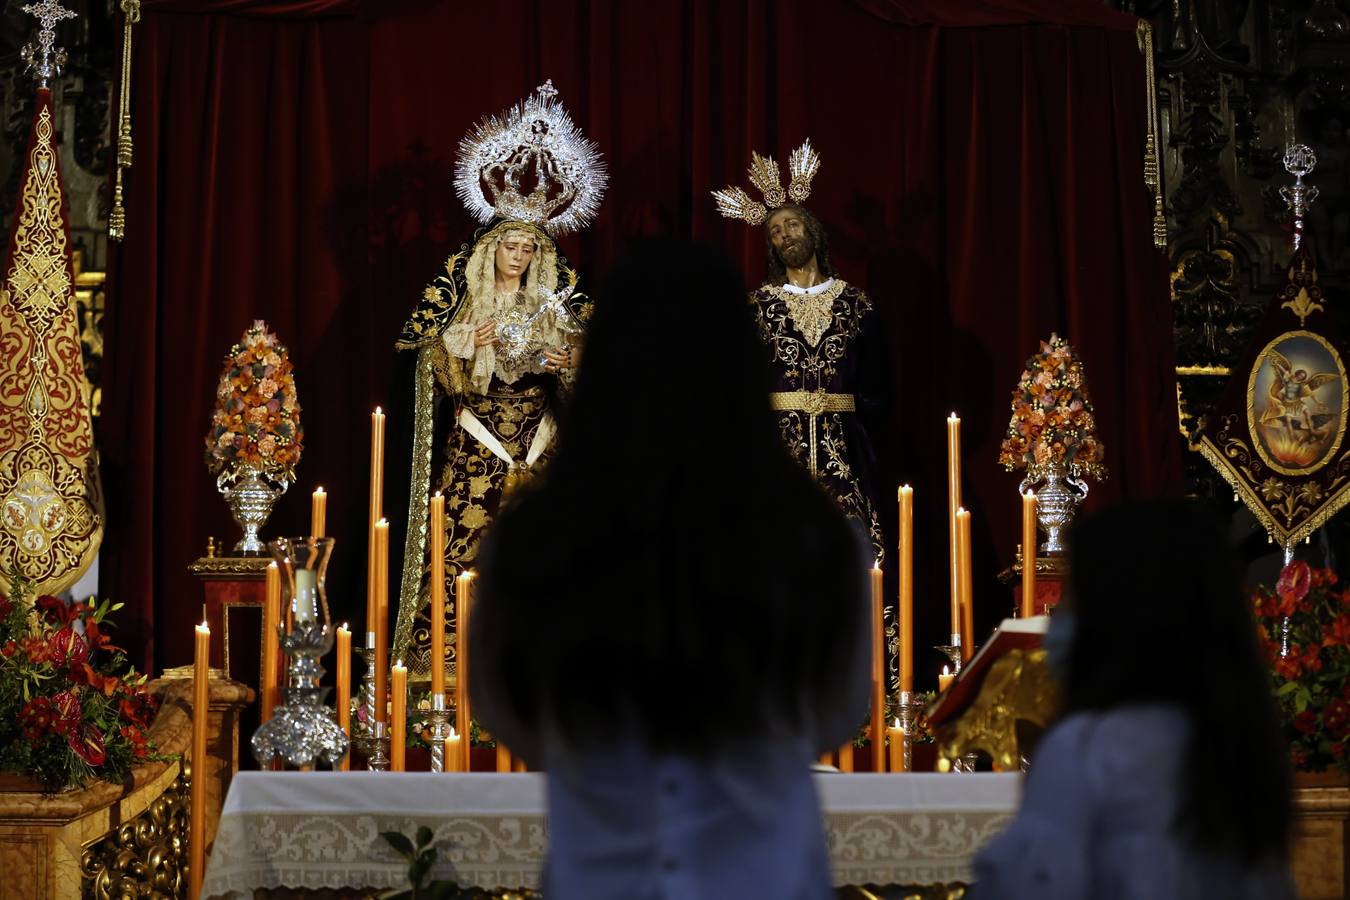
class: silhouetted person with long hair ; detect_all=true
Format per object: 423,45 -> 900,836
470,240 -> 870,900
973,501 -> 1295,899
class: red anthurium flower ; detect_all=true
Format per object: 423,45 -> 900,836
1275,652 -> 1303,681
1325,614 -> 1350,649
1277,561 -> 1313,608
51,690 -> 82,737
49,626 -> 89,670
70,725 -> 106,766
1293,710 -> 1319,734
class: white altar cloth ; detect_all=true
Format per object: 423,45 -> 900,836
201,771 -> 1019,897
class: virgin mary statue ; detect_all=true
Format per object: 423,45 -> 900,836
392,81 -> 606,683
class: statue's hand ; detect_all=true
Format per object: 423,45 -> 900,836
541,346 -> 577,371
474,319 -> 498,348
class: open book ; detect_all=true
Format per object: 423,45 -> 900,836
926,615 -> 1049,729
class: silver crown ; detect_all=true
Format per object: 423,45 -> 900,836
455,80 -> 607,236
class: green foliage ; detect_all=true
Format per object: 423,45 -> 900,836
0,568 -> 159,791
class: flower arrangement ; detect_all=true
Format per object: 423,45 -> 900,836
1254,561 -> 1350,773
0,569 -> 159,791
204,320 -> 303,481
998,333 -> 1107,481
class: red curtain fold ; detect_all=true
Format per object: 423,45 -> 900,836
851,0 -> 1137,29
137,0 -> 360,16
105,0 -> 1176,675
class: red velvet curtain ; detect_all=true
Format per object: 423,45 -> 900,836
105,0 -> 1177,674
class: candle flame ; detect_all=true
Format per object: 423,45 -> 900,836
894,717 -> 901,728
942,664 -> 950,676
375,406 -> 383,415
376,518 -> 389,527
448,727 -> 458,739
948,411 -> 959,420
340,622 -> 349,631
873,560 -> 881,571
316,485 -> 324,493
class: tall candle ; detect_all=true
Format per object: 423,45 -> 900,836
938,664 -> 955,692
445,727 -> 462,773
898,485 -> 914,693
190,621 -> 210,900
496,742 -> 512,773
870,562 -> 885,772
455,571 -> 473,772
888,718 -> 905,773
838,742 -> 854,773
261,562 -> 280,723
430,492 -> 447,697
294,568 -> 317,624
946,414 -> 962,643
336,623 -> 351,771
1021,491 -> 1038,618
373,519 -> 389,724
312,486 -> 327,538
367,408 -> 386,649
391,660 -> 407,771
957,507 -> 974,660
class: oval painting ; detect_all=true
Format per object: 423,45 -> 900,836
1248,330 -> 1348,476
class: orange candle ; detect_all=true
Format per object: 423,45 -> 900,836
373,519 -> 389,724
496,742 -> 512,773
190,621 -> 210,900
312,486 -> 327,538
367,408 -> 385,649
958,507 -> 974,660
261,562 -> 280,723
445,727 -> 462,773
897,485 -> 914,693
336,623 -> 351,771
888,719 -> 905,773
946,413 -> 962,643
838,742 -> 854,773
455,571 -> 473,772
430,493 -> 447,697
870,562 -> 885,772
938,665 -> 955,692
1021,491 -> 1038,618
390,660 -> 406,771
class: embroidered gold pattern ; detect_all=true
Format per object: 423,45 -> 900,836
765,280 -> 847,348
0,97 -> 102,594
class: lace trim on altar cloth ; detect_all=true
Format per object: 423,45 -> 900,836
199,808 -> 1010,897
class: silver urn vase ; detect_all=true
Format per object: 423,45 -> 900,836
1020,465 -> 1089,556
217,464 -> 288,554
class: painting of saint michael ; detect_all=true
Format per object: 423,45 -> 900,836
1250,331 -> 1348,475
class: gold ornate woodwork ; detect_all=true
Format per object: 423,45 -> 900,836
79,762 -> 189,898
934,648 -> 1060,773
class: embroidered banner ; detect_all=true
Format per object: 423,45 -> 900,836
1196,248 -> 1350,550
0,88 -> 103,594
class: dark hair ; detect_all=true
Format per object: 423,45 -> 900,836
1064,501 -> 1292,861
763,204 -> 838,285
472,240 -> 866,756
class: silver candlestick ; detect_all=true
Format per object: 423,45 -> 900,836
353,644 -> 391,771
427,693 -> 451,773
935,633 -> 964,674
895,691 -> 919,773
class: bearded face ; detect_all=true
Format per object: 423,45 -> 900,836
768,208 -> 816,270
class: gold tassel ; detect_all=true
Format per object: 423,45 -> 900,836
1136,20 -> 1167,250
109,0 -> 140,242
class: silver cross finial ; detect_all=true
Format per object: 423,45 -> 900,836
1281,144 -> 1320,251
20,0 -> 77,90
535,80 -> 558,103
